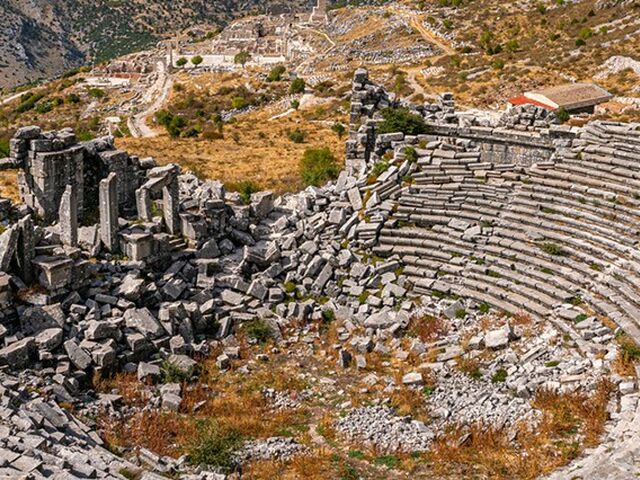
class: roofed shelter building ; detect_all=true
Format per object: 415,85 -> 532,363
509,83 -> 613,114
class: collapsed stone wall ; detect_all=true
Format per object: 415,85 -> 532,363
5,126 -> 143,224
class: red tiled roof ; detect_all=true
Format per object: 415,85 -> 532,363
508,95 -> 554,110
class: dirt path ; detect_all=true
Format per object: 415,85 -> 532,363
0,90 -> 29,106
128,60 -> 173,138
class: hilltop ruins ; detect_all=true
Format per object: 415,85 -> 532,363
0,69 -> 638,478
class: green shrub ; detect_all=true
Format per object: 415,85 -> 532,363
574,313 -> 588,323
15,92 -> 45,114
267,65 -> 286,82
290,99 -> 300,110
227,180 -> 260,204
300,147 -> 340,187
187,421 -> 242,472
231,96 -> 247,109
403,146 -> 418,163
479,302 -> 490,314
161,359 -> 195,383
377,107 -> 428,135
540,242 -> 564,256
289,77 -> 306,94
191,55 -> 204,66
491,368 -> 508,383
87,88 -> 106,99
66,93 -> 80,104
246,319 -> 272,344
331,122 -> 346,138
322,309 -> 335,323
371,161 -> 390,177
0,139 -> 9,158
287,128 -> 306,143
374,455 -> 400,469
556,107 -> 570,123
176,57 -> 188,67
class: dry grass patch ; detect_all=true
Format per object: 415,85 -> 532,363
406,314 -> 449,343
0,170 -> 19,203
117,110 -> 345,194
427,379 -> 614,479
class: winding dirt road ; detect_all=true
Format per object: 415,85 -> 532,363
128,60 -> 173,138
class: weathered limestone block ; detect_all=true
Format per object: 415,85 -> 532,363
59,184 -> 78,247
99,173 -> 119,252
32,256 -> 74,290
17,215 -> 35,283
0,338 -> 36,368
163,180 -> 180,235
120,231 -> 154,261
135,187 -> 153,222
0,225 -> 19,272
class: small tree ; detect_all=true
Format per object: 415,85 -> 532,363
300,148 -> 340,187
331,122 -> 346,138
234,51 -> 251,68
176,57 -> 188,67
289,77 -> 306,94
290,99 -> 300,110
191,55 -> 203,66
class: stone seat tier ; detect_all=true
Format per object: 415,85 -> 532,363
465,262 -> 567,307
502,207 -> 632,262
529,166 -> 636,198
554,158 -> 640,192
517,184 -> 640,239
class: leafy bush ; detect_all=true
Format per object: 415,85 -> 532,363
227,180 -> 260,204
541,242 -> 564,256
191,55 -> 204,66
556,107 -> 570,123
66,93 -> 80,104
300,147 -> 340,187
15,92 -> 45,114
371,161 -> 390,177
267,65 -> 286,82
290,99 -> 300,110
161,359 -> 195,383
246,319 -> 272,344
289,77 -> 306,94
187,421 -> 242,472
287,128 -> 306,143
377,107 -> 428,135
492,369 -> 508,383
403,146 -> 418,163
0,139 -> 9,159
331,122 -> 346,138
87,88 -> 106,99
176,57 -> 188,67
230,96 -> 247,109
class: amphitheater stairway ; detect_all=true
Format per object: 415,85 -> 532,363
373,123 -> 640,342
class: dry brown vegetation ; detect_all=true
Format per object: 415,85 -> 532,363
427,379 -> 614,479
117,109 -> 345,194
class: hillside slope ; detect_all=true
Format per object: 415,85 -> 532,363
0,0 -> 315,90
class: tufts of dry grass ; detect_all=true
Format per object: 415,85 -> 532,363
406,314 -> 449,343
0,170 -> 19,203
427,379 -> 614,480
